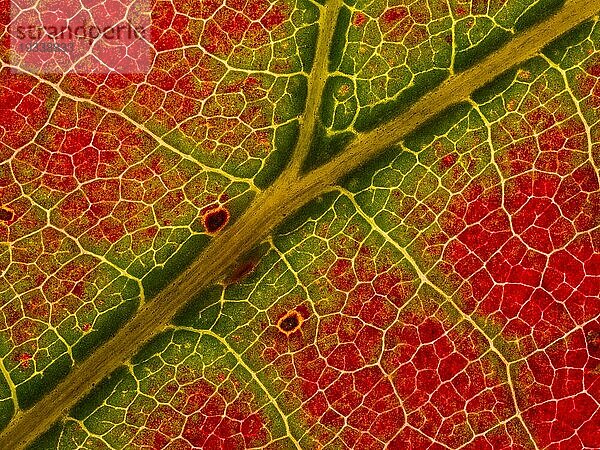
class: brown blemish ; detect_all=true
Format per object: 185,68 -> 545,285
226,260 -> 258,284
277,310 -> 302,335
0,207 -> 14,222
202,207 -> 229,234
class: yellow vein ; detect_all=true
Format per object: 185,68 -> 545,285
285,0 -> 344,177
1,62 -> 260,191
171,326 -> 302,450
540,51 -> 599,174
338,186 -> 540,450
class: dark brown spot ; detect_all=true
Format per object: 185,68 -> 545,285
0,207 -> 13,222
226,260 -> 257,284
203,207 -> 229,233
277,311 -> 302,334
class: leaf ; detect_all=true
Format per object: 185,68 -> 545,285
0,0 -> 599,447
1,0 -> 318,419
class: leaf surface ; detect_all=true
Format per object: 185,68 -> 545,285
0,0 -> 599,447
1,0 -> 319,419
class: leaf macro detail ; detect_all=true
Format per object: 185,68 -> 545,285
0,0 -> 599,448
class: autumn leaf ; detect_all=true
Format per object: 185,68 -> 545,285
0,0 -> 599,447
